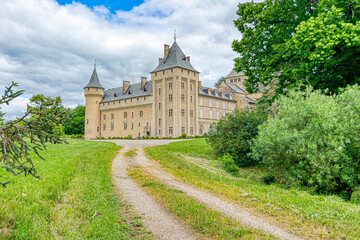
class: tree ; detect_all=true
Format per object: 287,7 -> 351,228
233,0 -> 360,97
0,82 -> 66,187
63,105 -> 85,135
214,76 -> 226,87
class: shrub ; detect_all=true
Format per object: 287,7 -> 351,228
207,109 -> 266,167
262,174 -> 275,185
350,188 -> 360,204
126,135 -> 132,139
145,135 -> 150,139
181,133 -> 187,138
252,86 -> 360,197
218,154 -> 239,175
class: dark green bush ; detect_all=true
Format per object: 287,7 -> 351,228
207,109 -> 266,167
218,154 -> 239,175
252,86 -> 360,198
262,174 -> 275,185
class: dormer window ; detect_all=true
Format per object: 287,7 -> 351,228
114,93 -> 117,97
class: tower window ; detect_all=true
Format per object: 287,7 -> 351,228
97,127 -> 99,132
111,123 -> 114,131
181,109 -> 185,117
158,88 -> 161,95
190,110 -> 194,117
168,82 -> 173,89
169,109 -> 173,116
103,114 -> 106,120
103,124 -> 106,131
131,112 -> 134,118
131,123 -> 134,130
111,113 -> 114,120
190,96 -> 193,103
169,126 -> 173,134
181,82 -> 185,89
181,94 -> 185,101
124,123 -> 127,130
139,110 -> 144,117
169,94 -> 173,101
190,84 -> 193,91
181,126 -> 185,133
158,118 -> 161,126
159,102 -> 161,110
124,112 -> 127,119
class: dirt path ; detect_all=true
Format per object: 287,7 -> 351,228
112,147 -> 197,240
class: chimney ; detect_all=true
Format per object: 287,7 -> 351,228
123,81 -> 130,94
141,77 -> 147,89
186,56 -> 190,62
164,44 -> 170,60
159,58 -> 163,64
198,81 -> 202,92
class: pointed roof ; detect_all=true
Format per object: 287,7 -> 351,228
151,41 -> 199,73
225,69 -> 245,79
84,65 -> 104,89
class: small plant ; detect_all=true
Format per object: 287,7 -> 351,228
126,135 -> 132,139
262,174 -> 275,185
218,154 -> 239,175
351,188 -> 360,204
145,135 -> 150,139
181,133 -> 187,138
154,136 -> 158,139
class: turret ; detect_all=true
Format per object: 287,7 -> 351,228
84,62 -> 104,140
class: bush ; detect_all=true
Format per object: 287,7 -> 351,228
126,135 -> 132,139
252,86 -> 360,198
262,174 -> 275,185
350,188 -> 360,204
218,154 -> 239,175
181,133 -> 187,138
207,109 -> 266,167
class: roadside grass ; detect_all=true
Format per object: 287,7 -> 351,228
124,149 -> 137,157
128,167 -> 275,240
0,139 -> 153,239
146,138 -> 360,240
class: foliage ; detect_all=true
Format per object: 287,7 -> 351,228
350,187 -> 360,204
0,82 -> 66,187
214,76 -> 226,87
233,0 -> 360,97
262,174 -> 275,185
218,154 -> 239,175
252,85 -> 360,197
63,106 -> 85,135
207,109 -> 266,167
181,132 -> 187,138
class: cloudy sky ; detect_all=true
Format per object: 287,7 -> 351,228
0,0 -> 246,120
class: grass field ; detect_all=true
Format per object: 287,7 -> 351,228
146,139 -> 360,240
0,139 -> 153,240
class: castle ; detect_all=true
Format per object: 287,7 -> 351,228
84,40 -> 259,140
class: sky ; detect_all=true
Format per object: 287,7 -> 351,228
0,0 -> 246,120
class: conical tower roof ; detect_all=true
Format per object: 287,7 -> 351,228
151,41 -> 198,73
84,64 -> 104,89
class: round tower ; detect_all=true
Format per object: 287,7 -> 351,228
84,63 -> 104,140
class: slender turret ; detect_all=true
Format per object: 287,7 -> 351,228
84,62 -> 104,140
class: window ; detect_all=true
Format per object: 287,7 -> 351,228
181,82 -> 185,89
138,122 -> 141,127
200,109 -> 203,118
190,127 -> 194,135
169,126 -> 173,134
190,110 -> 194,117
209,99 -> 212,107
158,118 -> 161,126
234,79 -> 237,82
181,109 -> 185,117
159,102 -> 161,110
181,126 -> 185,133
190,96 -> 193,103
111,123 -> 114,131
111,113 -> 114,120
159,129 -> 161,135
131,112 -> 134,118
223,101 -> 226,109
97,127 -> 99,132
124,112 -> 127,118
124,123 -> 127,130
131,123 -> 134,130
216,100 -> 219,108
168,82 -> 173,89
230,79 -> 233,83
231,103 -> 234,110
158,88 -> 161,95
200,97 -> 203,106
217,111 -> 220,120
103,114 -> 106,120
190,84 -> 193,91
169,94 -> 173,101
86,119 -> 89,124
210,110 -> 213,119
139,110 -> 144,117
181,94 -> 185,101
169,109 -> 173,116
103,124 -> 106,131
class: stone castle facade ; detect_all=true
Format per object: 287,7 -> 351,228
84,40 -> 259,140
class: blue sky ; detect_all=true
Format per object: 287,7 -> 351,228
56,0 -> 145,12
0,0 -> 245,120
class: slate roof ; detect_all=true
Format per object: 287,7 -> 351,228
225,69 -> 245,79
84,67 -> 104,89
239,96 -> 256,104
225,82 -> 248,94
100,82 -> 153,103
151,42 -> 198,73
199,87 -> 236,101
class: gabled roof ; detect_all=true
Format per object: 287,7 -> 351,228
225,82 -> 248,94
100,82 -> 152,103
225,69 -> 244,79
84,67 -> 104,89
151,41 -> 198,73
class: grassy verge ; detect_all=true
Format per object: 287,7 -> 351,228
124,149 -> 137,157
146,139 -> 360,240
0,139 -> 153,239
128,167 -> 274,240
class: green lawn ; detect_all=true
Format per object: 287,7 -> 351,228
0,139 -> 153,240
146,139 -> 360,240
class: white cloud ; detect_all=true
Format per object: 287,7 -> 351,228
0,0 -> 245,120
